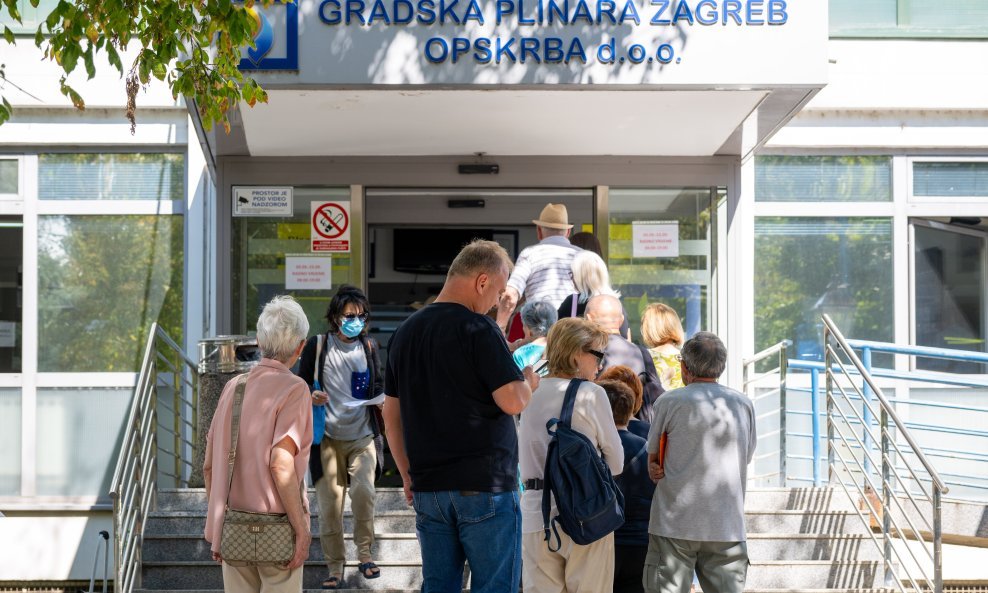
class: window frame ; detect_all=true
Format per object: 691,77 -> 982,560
830,0 -> 988,40
0,156 -> 24,201
0,149 -> 187,504
908,157 -> 988,204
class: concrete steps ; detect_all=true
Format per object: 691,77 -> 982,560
139,487 -> 895,592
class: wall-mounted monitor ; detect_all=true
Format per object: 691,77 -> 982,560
392,228 -> 517,274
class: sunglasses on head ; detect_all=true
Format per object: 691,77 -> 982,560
342,313 -> 369,321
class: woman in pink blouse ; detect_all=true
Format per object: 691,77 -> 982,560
204,296 -> 314,593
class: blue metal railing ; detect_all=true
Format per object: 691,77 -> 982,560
779,340 -> 988,496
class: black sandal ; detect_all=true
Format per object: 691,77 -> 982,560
358,561 -> 381,579
321,575 -> 342,590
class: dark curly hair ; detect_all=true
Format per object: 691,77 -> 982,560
325,285 -> 371,336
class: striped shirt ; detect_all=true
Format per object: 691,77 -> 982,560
506,236 -> 582,308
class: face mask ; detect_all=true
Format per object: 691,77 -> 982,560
340,317 -> 365,338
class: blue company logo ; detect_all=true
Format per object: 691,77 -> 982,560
239,0 -> 299,71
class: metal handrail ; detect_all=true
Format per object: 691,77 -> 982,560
822,314 -> 945,593
742,340 -> 791,486
108,323 -> 198,593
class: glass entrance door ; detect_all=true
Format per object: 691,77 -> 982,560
911,219 -> 987,373
606,188 -> 721,342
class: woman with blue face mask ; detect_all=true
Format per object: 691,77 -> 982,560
295,285 -> 385,589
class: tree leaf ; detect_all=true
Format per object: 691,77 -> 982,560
3,26 -> 14,44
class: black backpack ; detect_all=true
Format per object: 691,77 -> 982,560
542,378 -> 625,551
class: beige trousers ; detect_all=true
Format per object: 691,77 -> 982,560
316,434 -> 377,575
522,530 -> 615,593
221,562 -> 302,593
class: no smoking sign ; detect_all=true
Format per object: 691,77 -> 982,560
311,201 -> 351,253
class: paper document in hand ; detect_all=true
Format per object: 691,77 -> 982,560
342,393 -> 385,407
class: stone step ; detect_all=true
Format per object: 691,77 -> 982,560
745,534 -> 882,561
156,489 -> 411,513
141,559 -> 886,590
744,488 -> 858,512
744,511 -> 869,534
745,561 -> 886,589
143,533 -> 420,563
142,561 -> 433,591
143,511 -> 417,535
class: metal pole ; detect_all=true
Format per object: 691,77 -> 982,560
779,345 -> 788,487
934,487 -> 943,593
742,360 -> 750,398
825,325 -> 834,484
862,346 -> 874,479
810,367 -> 822,486
881,407 -> 893,587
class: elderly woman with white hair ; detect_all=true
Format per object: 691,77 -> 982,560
203,296 -> 313,593
557,250 -> 631,339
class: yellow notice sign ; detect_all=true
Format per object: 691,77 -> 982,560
277,223 -> 309,240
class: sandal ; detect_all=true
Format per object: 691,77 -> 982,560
358,561 -> 381,579
321,575 -> 342,590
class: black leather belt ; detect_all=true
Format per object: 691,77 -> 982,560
524,478 -> 543,491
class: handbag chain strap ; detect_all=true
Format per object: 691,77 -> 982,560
224,374 -> 249,511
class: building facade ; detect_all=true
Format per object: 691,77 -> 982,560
1,0 -> 987,586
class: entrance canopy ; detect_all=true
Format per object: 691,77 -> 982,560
198,0 -> 829,159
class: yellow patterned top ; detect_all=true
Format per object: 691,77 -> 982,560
649,348 -> 684,391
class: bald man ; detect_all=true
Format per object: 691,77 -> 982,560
586,295 -> 664,423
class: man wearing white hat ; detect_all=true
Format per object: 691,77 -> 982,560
496,203 -> 582,332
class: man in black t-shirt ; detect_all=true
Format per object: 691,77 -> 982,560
384,239 -> 540,593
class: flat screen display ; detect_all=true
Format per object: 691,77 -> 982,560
392,228 -> 495,274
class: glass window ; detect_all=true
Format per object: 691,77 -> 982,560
914,224 -> 986,373
233,188 -> 357,334
607,188 -> 718,342
39,153 -> 184,200
0,0 -> 59,35
0,218 -> 22,373
754,218 -> 894,363
756,156 -> 892,202
0,388 -> 20,495
831,0 -> 988,38
38,215 -> 184,372
0,160 -> 17,195
914,162 -> 988,197
35,388 -> 130,497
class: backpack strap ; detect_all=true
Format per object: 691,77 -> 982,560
560,378 -> 583,426
570,293 -> 579,318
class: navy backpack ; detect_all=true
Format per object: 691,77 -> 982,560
542,378 -> 625,551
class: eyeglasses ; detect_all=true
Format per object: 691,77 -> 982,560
676,354 -> 683,362
586,348 -> 605,368
342,313 -> 369,321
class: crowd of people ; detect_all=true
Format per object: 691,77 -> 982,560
202,202 -> 757,593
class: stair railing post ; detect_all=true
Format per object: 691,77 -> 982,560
779,344 -> 788,487
810,367 -> 822,486
934,487 -> 943,593
824,325 -> 834,485
881,406 -> 893,587
862,346 -> 874,480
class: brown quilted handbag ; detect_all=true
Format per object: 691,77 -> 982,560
219,375 -> 296,567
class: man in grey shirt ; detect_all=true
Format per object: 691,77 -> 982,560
644,332 -> 756,593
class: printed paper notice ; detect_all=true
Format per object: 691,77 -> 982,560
632,221 -> 679,258
233,186 -> 293,217
285,256 -> 333,290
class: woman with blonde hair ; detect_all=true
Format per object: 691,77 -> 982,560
519,317 -> 624,592
640,303 -> 686,391
557,250 -> 631,339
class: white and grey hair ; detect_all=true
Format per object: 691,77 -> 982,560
256,295 -> 310,363
571,250 -> 620,301
520,300 -> 558,338
680,331 -> 727,379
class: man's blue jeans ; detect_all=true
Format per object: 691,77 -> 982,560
412,490 -> 521,593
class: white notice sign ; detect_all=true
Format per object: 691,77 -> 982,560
0,321 -> 15,348
632,221 -> 679,258
233,186 -> 293,217
285,256 -> 333,290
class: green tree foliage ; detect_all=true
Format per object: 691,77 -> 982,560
37,214 -> 183,372
1,0 -> 274,131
